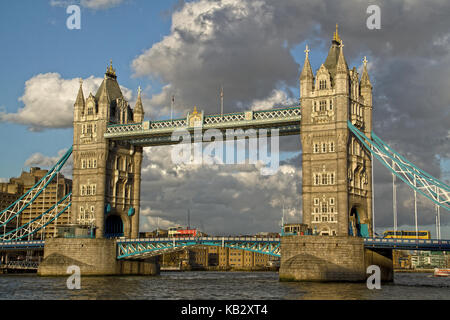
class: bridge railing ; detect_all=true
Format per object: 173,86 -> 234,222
105,106 -> 301,138
364,237 -> 450,251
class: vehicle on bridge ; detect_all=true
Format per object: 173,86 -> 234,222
383,230 -> 431,240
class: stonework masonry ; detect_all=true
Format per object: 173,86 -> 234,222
279,235 -> 393,282
38,238 -> 159,276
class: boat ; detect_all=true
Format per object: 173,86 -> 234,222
433,268 -> 450,277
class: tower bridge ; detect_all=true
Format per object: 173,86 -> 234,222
0,27 -> 449,280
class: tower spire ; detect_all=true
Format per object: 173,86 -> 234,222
75,78 -> 85,107
105,59 -> 117,79
300,44 -> 313,80
336,41 -> 348,73
134,86 -> 144,123
360,56 -> 372,88
333,23 -> 341,44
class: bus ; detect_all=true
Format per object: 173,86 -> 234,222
383,230 -> 431,239
168,226 -> 198,238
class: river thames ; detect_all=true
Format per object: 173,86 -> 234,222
0,271 -> 449,300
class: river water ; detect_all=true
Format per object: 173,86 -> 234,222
0,271 -> 449,300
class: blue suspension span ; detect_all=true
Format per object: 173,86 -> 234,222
348,121 -> 449,211
0,147 -> 73,228
117,237 -> 282,259
1,193 -> 72,242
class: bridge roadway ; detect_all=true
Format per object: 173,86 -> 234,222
1,238 -> 449,259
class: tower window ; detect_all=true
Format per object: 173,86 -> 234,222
322,143 -> 327,153
329,173 -> 335,185
319,80 -> 327,90
320,100 -> 327,111
314,144 -> 320,153
322,174 -> 328,185
329,100 -> 333,111
329,142 -> 335,152
314,174 -> 320,185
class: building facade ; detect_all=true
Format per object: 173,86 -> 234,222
300,26 -> 373,237
72,62 -> 144,238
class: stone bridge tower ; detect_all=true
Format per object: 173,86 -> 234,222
300,26 -> 374,237
72,62 -> 144,239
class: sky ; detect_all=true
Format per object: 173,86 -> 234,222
0,0 -> 449,237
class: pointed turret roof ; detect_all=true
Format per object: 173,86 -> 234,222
75,79 -> 85,106
300,45 -> 314,80
360,56 -> 372,88
95,60 -> 123,102
323,24 -> 343,80
336,41 -> 349,74
134,86 -> 144,114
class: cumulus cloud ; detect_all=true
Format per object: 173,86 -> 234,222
138,145 -> 301,235
50,0 -> 125,10
250,89 -> 297,111
25,148 -> 73,178
132,0 -> 301,116
0,73 -> 132,131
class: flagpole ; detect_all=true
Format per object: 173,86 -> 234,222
220,86 -> 223,118
171,95 -> 174,123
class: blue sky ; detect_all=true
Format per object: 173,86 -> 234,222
0,1 -> 175,177
0,0 -> 337,179
0,0 -> 448,235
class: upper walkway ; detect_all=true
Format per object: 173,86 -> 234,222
103,106 -> 302,146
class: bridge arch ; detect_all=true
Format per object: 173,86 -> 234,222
105,214 -> 124,238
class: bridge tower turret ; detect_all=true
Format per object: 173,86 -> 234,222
72,62 -> 143,239
300,26 -> 373,237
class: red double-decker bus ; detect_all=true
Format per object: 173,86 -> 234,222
173,228 -> 198,238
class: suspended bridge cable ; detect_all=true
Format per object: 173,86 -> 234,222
348,121 -> 450,211
0,193 -> 72,242
0,147 -> 73,228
